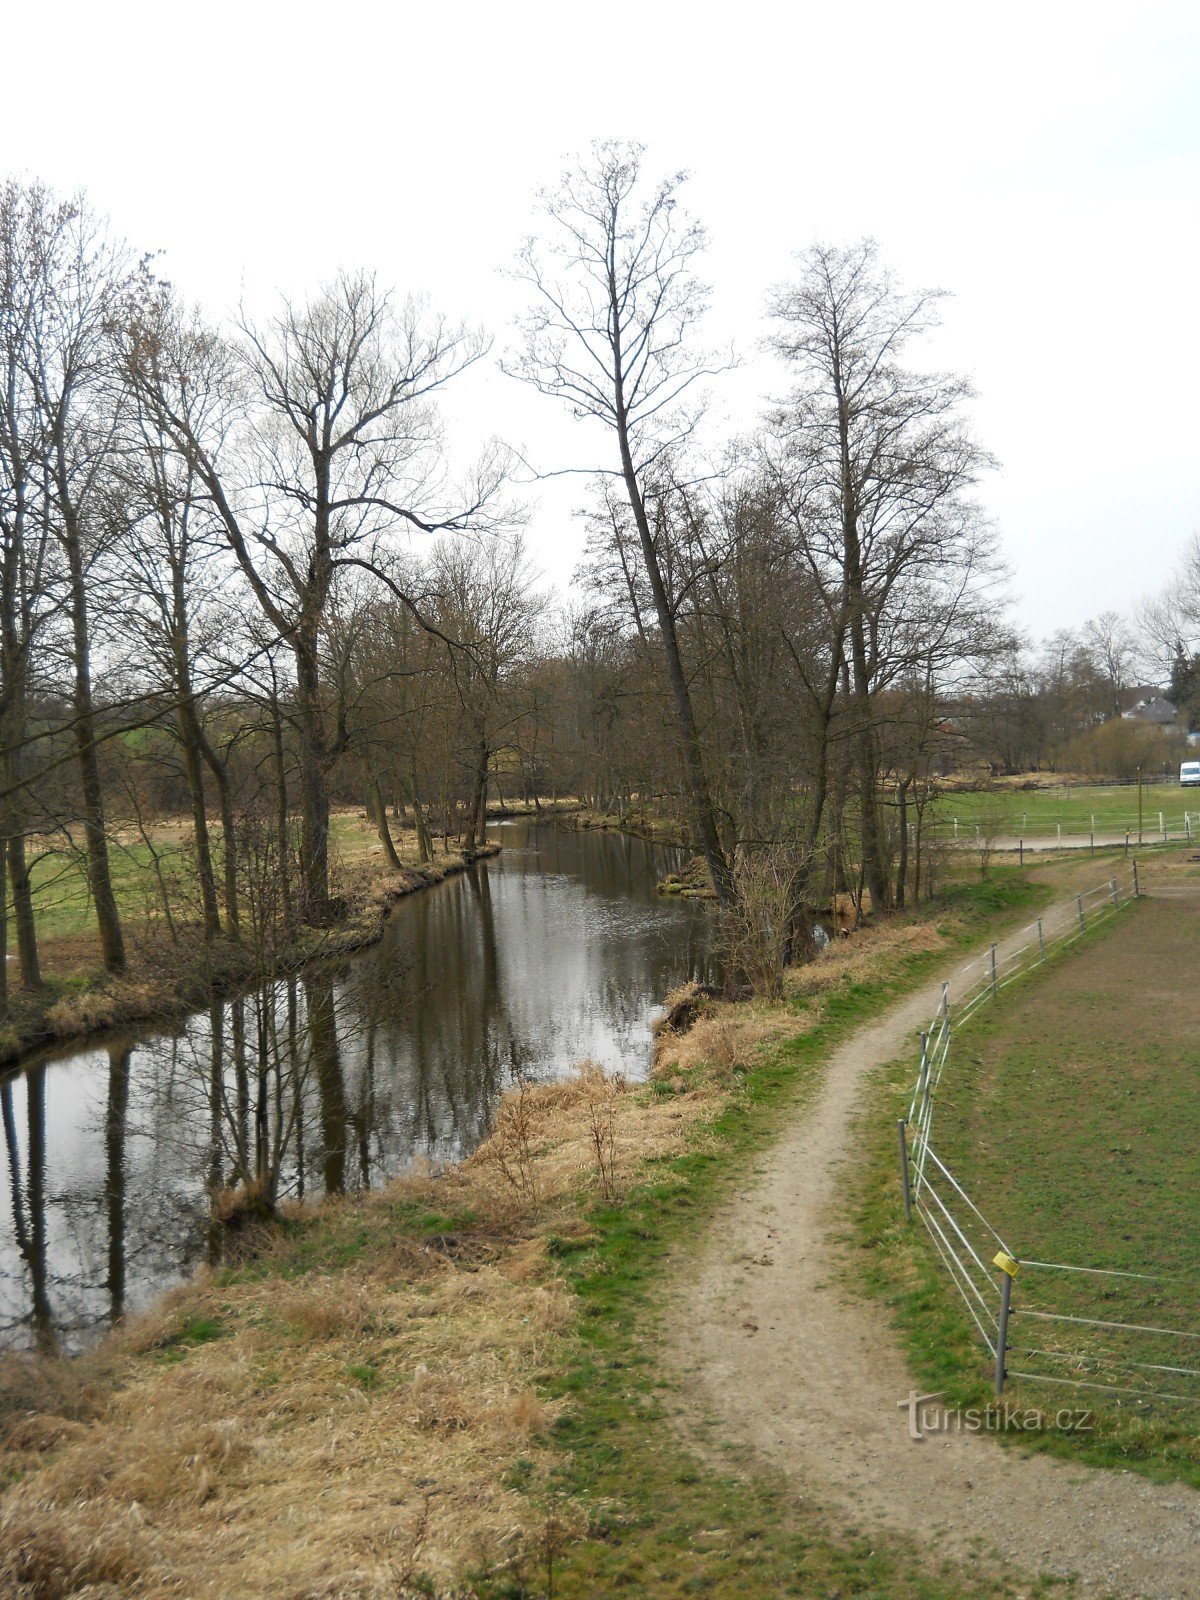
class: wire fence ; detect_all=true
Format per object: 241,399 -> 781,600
898,865 -> 1200,1407
928,807 -> 1200,852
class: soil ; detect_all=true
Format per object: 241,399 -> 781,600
669,893 -> 1200,1600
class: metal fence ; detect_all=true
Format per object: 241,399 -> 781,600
931,809 -> 1200,851
897,866 -> 1200,1406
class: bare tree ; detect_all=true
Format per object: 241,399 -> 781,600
427,536 -> 536,851
130,275 -> 503,924
0,183 -> 63,998
768,240 -> 994,910
2,183 -> 132,973
510,142 -> 736,906
1083,610 -> 1139,718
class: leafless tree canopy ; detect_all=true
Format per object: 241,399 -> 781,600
0,160 -> 1187,1031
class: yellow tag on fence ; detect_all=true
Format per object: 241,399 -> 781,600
993,1251 -> 1020,1278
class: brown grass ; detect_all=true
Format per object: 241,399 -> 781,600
0,907 -> 970,1599
0,1050 -> 721,1599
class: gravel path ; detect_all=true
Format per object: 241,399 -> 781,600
669,917 -> 1200,1599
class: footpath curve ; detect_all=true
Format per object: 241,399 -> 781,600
669,910 -> 1200,1599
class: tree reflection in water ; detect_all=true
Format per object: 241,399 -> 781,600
0,820 -> 718,1349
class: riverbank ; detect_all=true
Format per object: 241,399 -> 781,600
0,840 -> 500,1069
569,804 -> 691,847
0,868 -> 1067,1599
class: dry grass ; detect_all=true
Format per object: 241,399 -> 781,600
786,919 -> 945,1000
652,918 -> 949,1089
0,1052 -> 721,1599
0,908 -> 970,1599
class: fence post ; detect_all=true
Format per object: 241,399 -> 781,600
1188,813 -> 1193,844
1037,916 -> 1045,961
1057,822 -> 1062,846
1110,876 -> 1119,906
1090,828 -> 1095,856
1133,860 -> 1140,898
897,1120 -> 912,1222
1019,838 -> 1024,867
1076,894 -> 1086,933
1124,830 -> 1130,858
989,943 -> 998,996
993,1252 -> 1019,1395
1160,810 -> 1166,841
941,980 -> 949,1019
954,816 -> 958,839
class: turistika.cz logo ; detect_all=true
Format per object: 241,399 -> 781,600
897,1390 -> 1094,1442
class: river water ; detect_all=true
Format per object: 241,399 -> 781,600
0,819 -> 718,1352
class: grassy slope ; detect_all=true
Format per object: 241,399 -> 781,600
1,870 -> 1063,1600
22,810 -> 419,949
851,881 -> 1200,1489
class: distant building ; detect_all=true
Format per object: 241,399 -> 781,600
1121,695 -> 1180,727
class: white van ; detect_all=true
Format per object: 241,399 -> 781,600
1181,761 -> 1200,788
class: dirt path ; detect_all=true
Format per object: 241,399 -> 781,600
670,912 -> 1200,1600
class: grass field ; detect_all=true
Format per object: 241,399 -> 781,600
857,885 -> 1200,1487
17,806 -> 538,957
925,779 -> 1200,840
11,810 -> 417,960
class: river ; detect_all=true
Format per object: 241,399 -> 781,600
0,818 -> 718,1352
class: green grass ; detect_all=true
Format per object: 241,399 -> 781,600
22,836 -> 195,942
853,894 -> 1200,1488
479,870 -> 1059,1599
926,781 -> 1198,840
18,812 -> 395,952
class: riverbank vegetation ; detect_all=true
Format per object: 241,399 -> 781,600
1,132 -> 1196,1598
0,870 -> 1052,1600
2,155 -> 1197,1042
0,809 -> 502,1063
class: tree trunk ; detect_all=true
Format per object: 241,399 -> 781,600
463,739 -> 489,854
0,836 -> 8,1017
7,831 -> 39,990
178,699 -> 221,941
612,399 -> 734,907
0,592 -> 41,992
294,632 -> 331,925
199,742 -> 239,938
269,691 -> 294,930
64,530 -> 125,973
368,773 -> 403,871
408,763 -> 432,864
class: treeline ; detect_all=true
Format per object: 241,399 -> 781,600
964,556 -> 1200,779
2,150 -> 1196,1016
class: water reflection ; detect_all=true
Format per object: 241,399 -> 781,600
0,820 -> 716,1350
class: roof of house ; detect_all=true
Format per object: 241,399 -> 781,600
1121,695 -> 1179,724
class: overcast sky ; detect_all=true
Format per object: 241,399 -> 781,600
4,0 -> 1197,644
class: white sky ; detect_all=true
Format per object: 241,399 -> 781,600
4,0 -> 1197,643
